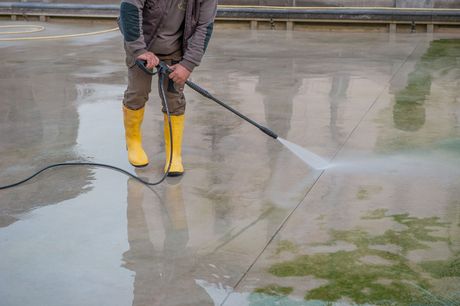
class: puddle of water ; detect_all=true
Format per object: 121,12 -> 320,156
277,138 -> 330,170
0,169 -> 134,306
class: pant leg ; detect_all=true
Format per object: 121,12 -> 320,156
157,51 -> 186,116
123,64 -> 153,110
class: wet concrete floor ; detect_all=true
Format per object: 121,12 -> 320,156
0,21 -> 459,305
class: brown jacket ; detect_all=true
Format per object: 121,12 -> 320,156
118,0 -> 217,71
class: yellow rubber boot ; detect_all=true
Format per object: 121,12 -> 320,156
164,114 -> 184,176
123,106 -> 149,167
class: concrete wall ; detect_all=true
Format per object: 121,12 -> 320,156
396,0 -> 460,8
219,0 -> 395,7
222,0 -> 460,8
0,0 -> 459,8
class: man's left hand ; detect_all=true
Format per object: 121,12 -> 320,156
169,64 -> 191,86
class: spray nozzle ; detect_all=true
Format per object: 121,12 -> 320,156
258,126 -> 278,139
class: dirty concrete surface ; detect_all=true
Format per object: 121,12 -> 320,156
0,21 -> 459,305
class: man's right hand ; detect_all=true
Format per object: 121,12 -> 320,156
137,52 -> 159,69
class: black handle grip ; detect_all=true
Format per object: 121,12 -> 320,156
135,60 -> 157,75
135,60 -> 172,76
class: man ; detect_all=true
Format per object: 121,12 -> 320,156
118,0 -> 217,176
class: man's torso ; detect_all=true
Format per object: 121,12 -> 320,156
150,0 -> 187,55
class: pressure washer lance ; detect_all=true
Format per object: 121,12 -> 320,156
136,60 -> 279,139
0,61 -> 278,191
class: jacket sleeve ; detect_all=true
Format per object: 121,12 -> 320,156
119,0 -> 148,59
180,0 -> 217,72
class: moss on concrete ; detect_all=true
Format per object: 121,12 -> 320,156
248,293 -> 315,306
420,254 -> 460,278
275,240 -> 299,255
362,208 -> 388,220
356,186 -> 382,200
348,212 -> 448,253
254,284 -> 293,296
356,188 -> 369,200
260,212 -> 455,304
269,248 -> 426,304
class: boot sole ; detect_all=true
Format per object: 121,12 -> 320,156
167,171 -> 184,177
130,162 -> 149,168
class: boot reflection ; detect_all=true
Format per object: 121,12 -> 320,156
162,180 -> 189,253
123,174 -> 212,306
123,176 -> 158,305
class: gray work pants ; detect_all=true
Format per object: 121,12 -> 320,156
122,50 -> 186,115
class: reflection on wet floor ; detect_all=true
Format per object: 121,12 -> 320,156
123,178 -> 211,306
231,38 -> 460,305
396,40 -> 460,128
0,21 -> 459,305
0,51 -> 93,227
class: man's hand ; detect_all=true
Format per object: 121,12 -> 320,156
137,52 -> 159,69
169,64 -> 191,86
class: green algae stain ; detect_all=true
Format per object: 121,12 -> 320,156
260,212 -> 455,304
356,186 -> 383,200
268,249 -> 426,304
351,213 -> 448,254
275,240 -> 299,255
254,284 -> 293,296
306,278 -> 421,305
370,214 -> 449,254
420,253 -> 460,278
248,293 -> 317,306
362,208 -> 388,220
356,188 -> 369,200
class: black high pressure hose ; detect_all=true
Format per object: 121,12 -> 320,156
0,61 -> 278,190
0,63 -> 174,190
